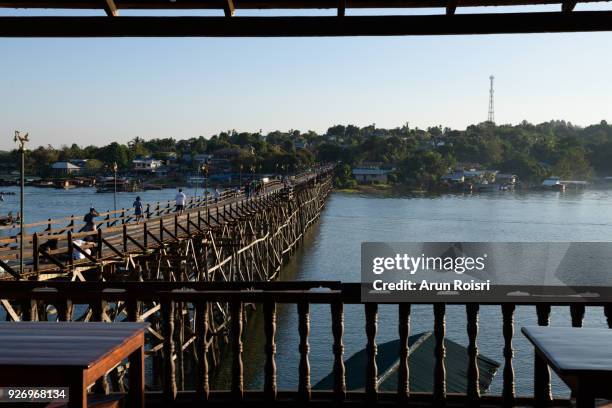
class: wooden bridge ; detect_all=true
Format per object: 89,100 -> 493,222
0,165 -> 334,282
0,165 -> 334,391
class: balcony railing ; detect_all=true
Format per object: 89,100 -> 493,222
1,281 -> 610,407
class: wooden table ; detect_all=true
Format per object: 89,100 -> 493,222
522,326 -> 612,408
0,322 -> 148,408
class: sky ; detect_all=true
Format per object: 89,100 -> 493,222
1,4 -> 611,150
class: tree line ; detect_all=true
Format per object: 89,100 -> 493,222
0,120 -> 611,188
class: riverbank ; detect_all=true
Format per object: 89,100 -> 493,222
335,183 -> 442,196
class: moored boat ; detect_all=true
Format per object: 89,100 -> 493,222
96,177 -> 142,193
314,332 -> 499,393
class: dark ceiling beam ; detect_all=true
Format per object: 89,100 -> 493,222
223,0 -> 234,17
446,0 -> 457,15
338,0 -> 346,17
101,0 -> 118,16
1,11 -> 612,37
562,0 -> 578,11
0,0 -> 606,10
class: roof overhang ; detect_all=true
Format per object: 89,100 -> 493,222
1,0 -> 612,36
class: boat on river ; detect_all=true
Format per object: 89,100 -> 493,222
314,332 -> 499,393
96,177 -> 142,193
541,177 -> 565,191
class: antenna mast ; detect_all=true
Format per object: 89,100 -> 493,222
488,75 -> 495,123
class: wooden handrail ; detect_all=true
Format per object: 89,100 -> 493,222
0,280 -> 609,407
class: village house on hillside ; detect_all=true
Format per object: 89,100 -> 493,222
51,161 -> 81,175
352,167 -> 392,184
132,158 -> 164,173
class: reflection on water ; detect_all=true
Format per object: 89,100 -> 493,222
245,190 -> 612,397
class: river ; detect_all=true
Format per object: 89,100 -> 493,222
245,189 -> 612,397
2,187 -> 612,397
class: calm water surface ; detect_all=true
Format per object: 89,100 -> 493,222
3,187 -> 612,397
246,190 -> 612,397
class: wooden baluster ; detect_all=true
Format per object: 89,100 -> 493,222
501,304 -> 516,407
56,298 -> 72,321
570,304 -> 585,327
297,301 -> 311,401
162,300 -> 177,403
535,304 -> 552,405
20,299 -> 37,321
569,304 -> 586,400
195,301 -> 210,401
331,302 -> 345,401
126,298 -> 138,322
433,303 -> 446,406
398,303 -> 410,402
91,300 -> 110,395
231,301 -> 244,401
176,303 -> 185,390
365,303 -> 378,401
605,304 -> 612,328
466,303 -> 480,404
264,301 -> 277,401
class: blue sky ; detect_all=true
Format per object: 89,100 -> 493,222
1,4 -> 611,150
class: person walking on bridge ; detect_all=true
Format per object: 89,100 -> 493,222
175,188 -> 187,215
133,196 -> 143,223
82,207 -> 99,233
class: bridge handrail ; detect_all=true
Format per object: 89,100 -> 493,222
0,169 -> 325,236
0,166 -> 334,275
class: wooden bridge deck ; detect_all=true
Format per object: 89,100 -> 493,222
0,166 -> 334,280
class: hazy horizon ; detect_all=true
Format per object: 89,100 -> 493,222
1,4 -> 611,150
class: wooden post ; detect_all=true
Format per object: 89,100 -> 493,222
263,301 -> 277,401
466,303 -> 480,403
534,304 -> 552,405
501,304 -> 516,407
162,300 -> 177,402
143,221 -> 148,249
297,301 -> 311,402
433,303 -> 446,406
123,224 -> 128,252
230,301 -> 244,401
97,228 -> 103,259
160,218 -> 164,243
570,304 -> 585,327
331,302 -> 345,401
195,301 -> 210,401
67,231 -> 74,269
32,232 -> 39,272
365,303 -> 378,402
398,303 -> 411,402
